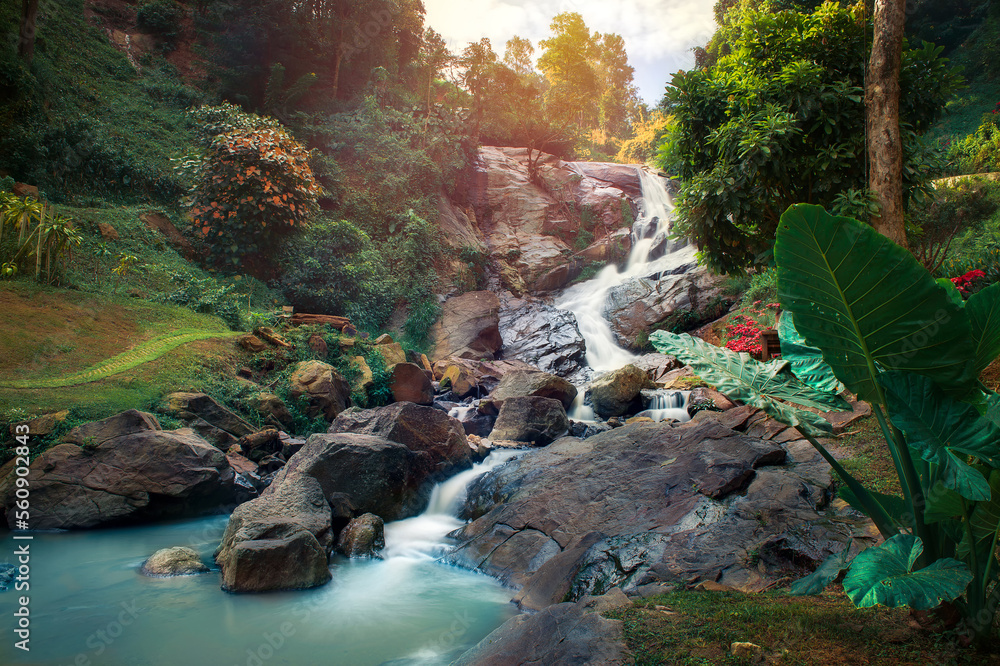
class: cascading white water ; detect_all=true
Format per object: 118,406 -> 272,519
556,169 -> 697,421
640,390 -> 692,423
384,449 -> 522,560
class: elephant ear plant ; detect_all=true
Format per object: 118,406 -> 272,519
651,204 -> 1000,645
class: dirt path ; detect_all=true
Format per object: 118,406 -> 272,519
0,329 -> 242,389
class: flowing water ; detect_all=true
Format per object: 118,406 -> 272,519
556,169 -> 696,420
1,452 -> 521,666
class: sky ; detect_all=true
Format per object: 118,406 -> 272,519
422,0 -> 718,106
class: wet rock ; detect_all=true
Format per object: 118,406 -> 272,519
449,416 -> 857,609
429,291 -> 503,362
631,353 -> 684,383
588,364 -> 655,418
489,370 -> 578,411
0,412 -> 236,529
390,362 -> 434,405
220,524 -> 331,593
141,546 -> 209,576
605,259 -> 728,348
216,473 -> 333,593
268,433 -> 423,520
453,592 -> 628,665
498,292 -> 587,378
328,402 -> 471,480
336,513 -> 385,558
288,360 -> 351,421
489,396 -> 570,446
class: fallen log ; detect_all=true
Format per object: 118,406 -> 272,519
289,313 -> 352,329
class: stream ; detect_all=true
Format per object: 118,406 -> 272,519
0,453 -> 521,666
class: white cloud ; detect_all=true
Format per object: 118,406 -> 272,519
422,0 -> 717,103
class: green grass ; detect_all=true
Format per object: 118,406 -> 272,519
837,413 -> 903,498
0,328 -> 242,388
607,588 -> 997,665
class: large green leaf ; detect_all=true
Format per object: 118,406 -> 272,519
649,331 -> 848,436
966,282 -> 1000,375
880,372 -> 1000,501
970,469 -> 1000,556
778,312 -> 846,394
843,534 -> 972,610
788,546 -> 853,595
774,204 -> 975,402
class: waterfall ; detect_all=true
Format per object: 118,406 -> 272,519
556,168 -> 696,421
383,449 -> 521,560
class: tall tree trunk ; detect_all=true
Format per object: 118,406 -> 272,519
18,0 -> 39,64
866,0 -> 907,248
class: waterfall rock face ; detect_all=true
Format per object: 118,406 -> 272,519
429,291 -> 503,362
497,292 -> 587,378
438,147 -> 641,295
604,263 -> 729,349
449,411 -> 862,609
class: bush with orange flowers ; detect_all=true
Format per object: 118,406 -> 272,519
185,121 -> 320,267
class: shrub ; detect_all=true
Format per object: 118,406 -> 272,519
275,218 -> 394,332
179,109 -> 320,268
948,115 -> 1000,174
137,0 -> 184,41
155,271 -> 248,330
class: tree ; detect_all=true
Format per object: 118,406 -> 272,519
18,0 -> 39,64
538,12 -> 600,130
662,2 -> 961,274
503,36 -> 534,76
181,106 -> 320,268
459,38 -> 498,131
867,0 -> 908,248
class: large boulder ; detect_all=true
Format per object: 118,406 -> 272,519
389,362 -> 434,405
431,357 -> 537,396
490,370 -> 578,411
288,360 -> 351,421
328,402 -> 471,480
429,291 -> 503,362
220,523 -> 331,593
498,293 -> 587,378
454,591 -> 628,665
588,364 -> 655,418
216,473 -> 333,592
141,547 -> 209,576
336,513 -> 385,558
266,433 -> 425,520
489,397 -> 570,446
0,411 -> 236,529
605,256 -> 729,348
449,416 -> 861,610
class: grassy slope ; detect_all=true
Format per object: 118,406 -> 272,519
0,281 -> 245,423
0,0 -> 201,202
